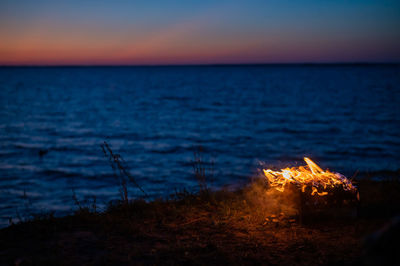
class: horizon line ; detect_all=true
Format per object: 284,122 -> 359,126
0,62 -> 399,67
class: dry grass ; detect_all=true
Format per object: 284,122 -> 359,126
101,141 -> 148,203
2,144 -> 399,265
192,145 -> 214,193
1,178 -> 400,265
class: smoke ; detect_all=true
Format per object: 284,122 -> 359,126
244,177 -> 299,218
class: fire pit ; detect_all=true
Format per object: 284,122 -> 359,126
262,158 -> 359,223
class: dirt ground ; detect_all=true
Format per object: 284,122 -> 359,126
1,180 -> 399,265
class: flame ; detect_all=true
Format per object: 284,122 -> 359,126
262,157 -> 356,196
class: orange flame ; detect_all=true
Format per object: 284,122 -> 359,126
263,157 -> 356,196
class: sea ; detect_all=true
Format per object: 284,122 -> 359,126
0,65 -> 399,226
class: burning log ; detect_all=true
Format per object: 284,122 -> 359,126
262,157 -> 359,223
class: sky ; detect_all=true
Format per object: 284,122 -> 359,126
0,0 -> 399,65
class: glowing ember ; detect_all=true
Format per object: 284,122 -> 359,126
263,157 -> 356,196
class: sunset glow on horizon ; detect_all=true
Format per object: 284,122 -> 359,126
1,0 -> 400,65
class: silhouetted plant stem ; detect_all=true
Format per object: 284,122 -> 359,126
101,141 -> 148,202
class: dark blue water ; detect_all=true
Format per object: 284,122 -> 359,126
1,65 -> 399,226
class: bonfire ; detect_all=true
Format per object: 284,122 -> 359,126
263,157 -> 356,196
